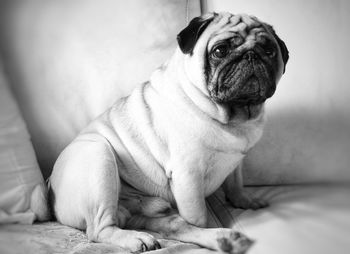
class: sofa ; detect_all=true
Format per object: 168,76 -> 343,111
0,0 -> 349,253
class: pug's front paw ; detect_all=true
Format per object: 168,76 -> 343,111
217,230 -> 254,254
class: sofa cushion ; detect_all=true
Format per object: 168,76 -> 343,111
0,60 -> 48,224
0,0 -> 201,179
0,185 -> 348,253
208,185 -> 350,254
1,0 -> 349,185
204,0 -> 350,185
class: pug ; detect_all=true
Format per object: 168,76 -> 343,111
49,12 -> 288,253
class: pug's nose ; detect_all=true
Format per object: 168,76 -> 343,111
243,50 -> 258,61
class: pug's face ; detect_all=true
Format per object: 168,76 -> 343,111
177,13 -> 289,118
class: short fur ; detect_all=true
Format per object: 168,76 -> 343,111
49,12 -> 288,253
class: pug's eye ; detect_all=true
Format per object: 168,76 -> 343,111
264,46 -> 276,57
211,44 -> 230,58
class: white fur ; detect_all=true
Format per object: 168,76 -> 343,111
49,12 -> 284,253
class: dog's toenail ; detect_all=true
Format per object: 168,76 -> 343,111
141,243 -> 147,252
155,241 -> 161,249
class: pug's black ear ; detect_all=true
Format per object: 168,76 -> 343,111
266,25 -> 289,73
177,14 -> 216,55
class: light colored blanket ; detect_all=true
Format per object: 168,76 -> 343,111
1,185 -> 349,254
0,222 -> 214,254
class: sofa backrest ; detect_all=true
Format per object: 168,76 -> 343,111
1,0 -> 349,185
0,0 -> 201,179
204,0 -> 350,185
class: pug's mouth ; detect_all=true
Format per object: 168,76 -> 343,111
229,103 -> 263,120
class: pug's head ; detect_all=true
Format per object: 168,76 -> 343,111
177,12 -> 289,119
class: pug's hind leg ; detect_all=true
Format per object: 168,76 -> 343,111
53,138 -> 160,253
223,163 -> 268,210
84,142 -> 161,252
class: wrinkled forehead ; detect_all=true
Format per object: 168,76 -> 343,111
207,13 -> 272,50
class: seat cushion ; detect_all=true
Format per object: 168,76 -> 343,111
0,185 -> 348,253
208,185 -> 350,254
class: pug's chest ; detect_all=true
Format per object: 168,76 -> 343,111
199,123 -> 263,196
202,148 -> 245,196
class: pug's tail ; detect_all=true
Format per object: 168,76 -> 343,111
30,183 -> 51,222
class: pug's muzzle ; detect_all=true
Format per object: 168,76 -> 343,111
207,40 -> 280,108
209,50 -> 276,106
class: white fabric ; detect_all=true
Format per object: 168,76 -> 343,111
0,185 -> 348,253
208,185 -> 350,254
2,1 -> 350,184
0,0 -> 201,179
205,0 -> 350,185
0,60 -> 46,224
